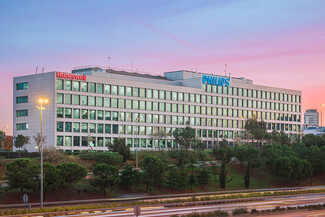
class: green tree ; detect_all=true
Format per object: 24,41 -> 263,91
6,159 -> 33,193
234,145 -> 260,188
56,163 -> 87,195
244,118 -> 268,145
173,126 -> 197,150
0,130 -> 5,148
14,135 -> 30,157
302,134 -> 325,147
188,173 -> 197,190
93,152 -> 123,167
43,163 -> 62,193
108,138 -> 131,162
142,155 -> 165,192
196,168 -> 210,189
212,140 -> 233,189
120,164 -> 136,190
166,169 -> 179,191
91,164 -> 120,195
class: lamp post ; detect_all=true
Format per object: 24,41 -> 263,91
135,117 -> 140,169
36,98 -> 48,209
321,104 -> 325,136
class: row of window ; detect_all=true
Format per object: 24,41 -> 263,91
16,109 -> 28,117
57,107 -> 301,123
57,79 -> 301,103
57,121 -> 301,135
16,96 -> 28,103
57,132 -> 301,148
57,93 -> 301,113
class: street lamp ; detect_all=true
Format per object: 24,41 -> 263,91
36,98 -> 48,209
135,117 -> 140,169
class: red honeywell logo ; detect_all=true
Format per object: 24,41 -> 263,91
56,72 -> 87,81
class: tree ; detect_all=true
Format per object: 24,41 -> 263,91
91,164 -> 120,195
43,163 -> 62,193
188,173 -> 197,190
6,159 -> 34,193
142,155 -> 165,192
234,145 -> 260,188
166,169 -> 188,191
33,133 -> 47,151
173,126 -> 197,150
197,168 -> 210,189
56,163 -> 87,195
0,130 -> 6,149
302,134 -> 325,147
3,136 -> 13,151
108,138 -> 131,162
14,135 -> 30,157
212,140 -> 233,189
93,152 -> 123,167
120,164 -> 136,190
244,118 -> 268,146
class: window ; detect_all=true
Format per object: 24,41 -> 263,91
16,123 -> 28,130
80,96 -> 87,106
73,95 -> 80,105
82,123 -> 88,133
73,81 -> 80,91
104,84 -> 110,94
73,109 -> 80,119
65,122 -> 72,132
97,124 -> 103,133
89,96 -> 95,106
81,82 -> 88,92
105,111 -> 111,120
16,109 -> 28,117
57,136 -> 63,146
57,94 -> 63,104
112,125 -> 118,134
126,87 -> 132,96
65,136 -> 72,146
96,97 -> 103,107
112,85 -> 118,95
82,109 -> 88,119
112,98 -> 118,108
65,94 -> 71,104
89,83 -> 96,93
57,122 -> 63,132
73,123 -> 80,132
133,88 -> 139,97
65,108 -> 72,118
104,98 -> 110,107
73,136 -> 80,146
97,137 -> 103,147
57,80 -> 63,90
97,110 -> 103,120
119,86 -> 125,96
16,82 -> 28,90
57,108 -> 64,118
16,96 -> 28,103
97,84 -> 103,93
105,124 -> 111,133
89,110 -> 96,119
65,80 -> 72,90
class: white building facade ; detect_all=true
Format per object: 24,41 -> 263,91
13,67 -> 302,152
304,109 -> 319,127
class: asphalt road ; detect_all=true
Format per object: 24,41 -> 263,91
56,193 -> 325,217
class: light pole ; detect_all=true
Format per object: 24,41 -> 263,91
135,117 -> 140,169
321,104 -> 325,136
36,98 -> 48,209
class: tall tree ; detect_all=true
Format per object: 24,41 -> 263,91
91,164 -> 120,195
234,145 -> 260,188
14,135 -> 30,157
212,140 -> 233,189
56,163 -> 87,195
107,138 -> 131,162
188,173 -> 197,190
244,118 -> 268,146
142,155 -> 165,192
120,164 -> 136,190
196,168 -> 210,189
6,159 -> 32,193
173,126 -> 197,150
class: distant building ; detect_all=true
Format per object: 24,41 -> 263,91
304,109 -> 319,127
302,126 -> 325,136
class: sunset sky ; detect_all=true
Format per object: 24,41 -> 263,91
1,0 -> 325,134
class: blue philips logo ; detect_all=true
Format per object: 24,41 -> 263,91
202,75 -> 230,87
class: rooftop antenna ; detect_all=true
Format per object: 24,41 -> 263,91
108,57 -> 111,69
42,67 -> 44,73
35,66 -> 38,74
224,64 -> 227,76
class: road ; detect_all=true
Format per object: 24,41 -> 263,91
56,194 -> 325,217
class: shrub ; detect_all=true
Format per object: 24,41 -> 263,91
232,208 -> 249,215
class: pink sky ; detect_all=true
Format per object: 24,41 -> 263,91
1,0 -> 325,134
